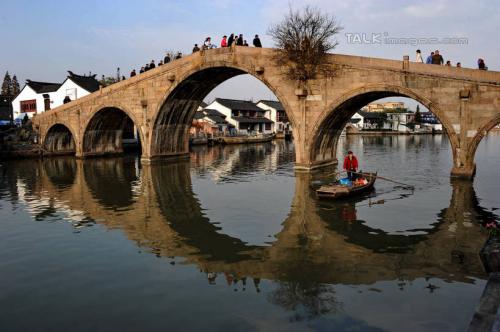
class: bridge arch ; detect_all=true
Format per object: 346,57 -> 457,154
82,104 -> 144,157
468,113 -> 500,166
309,84 -> 459,166
148,60 -> 296,158
43,123 -> 77,155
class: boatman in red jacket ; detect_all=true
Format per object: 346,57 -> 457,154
343,150 -> 358,181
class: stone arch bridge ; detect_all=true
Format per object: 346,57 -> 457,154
33,47 -> 500,179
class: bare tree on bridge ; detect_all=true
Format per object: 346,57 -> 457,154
268,6 -> 343,82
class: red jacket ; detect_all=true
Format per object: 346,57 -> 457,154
221,38 -> 227,47
343,155 -> 358,171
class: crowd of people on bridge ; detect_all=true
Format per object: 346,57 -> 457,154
125,34 -> 262,79
415,49 -> 488,70
191,34 -> 262,52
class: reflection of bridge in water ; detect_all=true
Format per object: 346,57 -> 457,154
1,153 -> 491,286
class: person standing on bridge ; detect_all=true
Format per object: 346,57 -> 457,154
149,60 -> 156,69
416,49 -> 423,63
139,67 -> 145,74
130,69 -> 136,77
221,35 -> 228,47
478,58 -> 487,70
343,151 -> 359,181
192,44 -> 200,53
253,34 -> 262,47
431,50 -> 444,65
164,53 -> 171,64
228,33 -> 235,46
426,51 -> 434,64
236,34 -> 244,46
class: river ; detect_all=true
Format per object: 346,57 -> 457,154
0,133 -> 499,332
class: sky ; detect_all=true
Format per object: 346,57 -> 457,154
1,0 -> 498,108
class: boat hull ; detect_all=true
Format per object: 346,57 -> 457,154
316,172 -> 377,200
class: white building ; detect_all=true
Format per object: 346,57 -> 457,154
52,71 -> 100,106
387,112 -> 415,132
255,100 -> 291,134
204,98 -> 274,135
12,80 -> 61,120
12,71 -> 100,121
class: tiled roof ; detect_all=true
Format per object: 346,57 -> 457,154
67,71 -> 100,93
205,114 -> 228,124
257,100 -> 284,111
358,111 -> 387,119
26,80 -> 61,93
204,108 -> 226,118
215,98 -> 263,112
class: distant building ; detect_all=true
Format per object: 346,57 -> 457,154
205,98 -> 274,135
0,95 -> 14,125
12,71 -> 100,121
420,112 -> 443,131
53,71 -> 100,106
387,112 -> 415,132
358,111 -> 392,130
361,101 -> 406,113
255,100 -> 291,134
12,80 -> 61,120
191,108 -> 231,136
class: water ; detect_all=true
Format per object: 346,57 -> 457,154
0,134 -> 499,332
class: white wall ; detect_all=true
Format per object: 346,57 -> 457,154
12,85 -> 58,119
52,79 -> 92,108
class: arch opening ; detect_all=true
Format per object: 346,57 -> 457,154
83,107 -> 141,157
151,67 -> 292,158
310,90 -> 453,165
43,124 -> 76,155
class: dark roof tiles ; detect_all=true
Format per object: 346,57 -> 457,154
26,80 -> 61,93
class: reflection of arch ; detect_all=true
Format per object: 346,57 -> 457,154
82,105 -> 143,156
150,161 -> 257,262
309,85 -> 457,164
468,113 -> 500,164
149,63 -> 294,157
83,158 -> 138,208
43,123 -> 76,155
42,157 -> 77,189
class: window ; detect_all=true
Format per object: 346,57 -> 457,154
265,123 -> 271,130
20,100 -> 37,113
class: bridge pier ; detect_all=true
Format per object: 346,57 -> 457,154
451,164 -> 476,180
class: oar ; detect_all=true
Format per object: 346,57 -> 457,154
345,171 -> 415,189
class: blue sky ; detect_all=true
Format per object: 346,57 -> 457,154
1,0 -> 498,104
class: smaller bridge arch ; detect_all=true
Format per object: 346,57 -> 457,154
82,104 -> 144,157
307,84 -> 459,169
43,123 -> 76,156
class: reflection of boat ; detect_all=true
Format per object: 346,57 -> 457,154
218,133 -> 274,144
316,172 -> 377,199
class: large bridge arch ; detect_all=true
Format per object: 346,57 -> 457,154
42,123 -> 77,155
147,58 -> 297,159
82,104 -> 144,157
308,84 -> 459,168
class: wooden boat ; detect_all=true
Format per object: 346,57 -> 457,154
218,133 -> 274,145
316,172 -> 377,199
189,137 -> 208,145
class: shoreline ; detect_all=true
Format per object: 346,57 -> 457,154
346,131 -> 443,136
